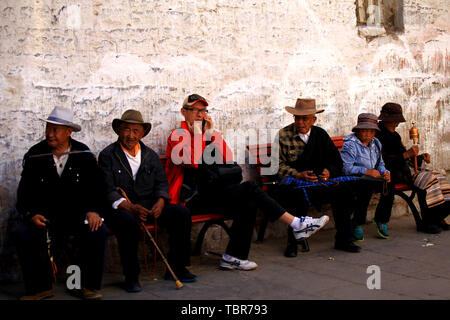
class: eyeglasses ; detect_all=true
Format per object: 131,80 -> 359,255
183,107 -> 209,114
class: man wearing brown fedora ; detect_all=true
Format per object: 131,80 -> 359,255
13,106 -> 107,300
98,109 -> 194,292
275,98 -> 361,255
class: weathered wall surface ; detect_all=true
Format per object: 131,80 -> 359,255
0,0 -> 448,280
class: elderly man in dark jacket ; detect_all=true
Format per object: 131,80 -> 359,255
276,98 -> 360,256
13,107 -> 107,300
98,110 -> 194,292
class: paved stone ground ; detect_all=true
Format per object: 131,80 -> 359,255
1,214 -> 449,301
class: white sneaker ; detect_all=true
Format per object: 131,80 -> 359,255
293,215 -> 329,241
219,254 -> 258,271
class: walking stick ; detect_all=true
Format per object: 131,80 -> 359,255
43,220 -> 58,283
118,188 -> 183,290
409,121 -> 419,174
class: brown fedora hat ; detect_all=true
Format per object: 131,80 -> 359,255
285,98 -> 324,116
352,113 -> 380,132
112,109 -> 152,137
378,102 -> 406,122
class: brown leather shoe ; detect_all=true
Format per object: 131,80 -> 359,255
69,288 -> 103,300
20,289 -> 54,300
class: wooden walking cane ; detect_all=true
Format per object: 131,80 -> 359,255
43,220 -> 58,283
118,188 -> 183,290
409,121 -> 419,174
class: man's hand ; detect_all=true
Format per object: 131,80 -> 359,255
382,171 -> 391,183
132,204 -> 152,222
30,214 -> 48,228
203,115 -> 213,131
296,170 -> 318,183
365,169 -> 382,178
318,168 -> 330,181
404,146 -> 419,159
150,198 -> 165,219
119,201 -> 152,222
86,212 -> 103,232
421,153 -> 431,164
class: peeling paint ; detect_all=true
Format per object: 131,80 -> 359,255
0,0 -> 449,280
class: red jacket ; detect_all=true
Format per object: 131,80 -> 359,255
165,121 -> 233,204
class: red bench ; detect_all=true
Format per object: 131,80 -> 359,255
142,155 -> 231,270
247,136 -> 423,243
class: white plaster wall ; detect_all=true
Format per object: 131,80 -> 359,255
0,0 -> 449,278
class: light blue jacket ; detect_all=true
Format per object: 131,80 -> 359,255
341,133 -> 389,176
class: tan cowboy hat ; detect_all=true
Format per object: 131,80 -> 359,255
285,98 -> 324,116
112,109 -> 152,137
39,106 -> 81,132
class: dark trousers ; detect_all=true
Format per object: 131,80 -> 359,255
350,180 -> 394,226
13,220 -> 107,294
188,181 -> 286,260
106,203 -> 191,282
416,189 -> 450,225
274,183 -> 354,245
357,181 -> 449,226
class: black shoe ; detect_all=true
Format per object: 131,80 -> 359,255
417,223 -> 442,234
165,267 -> 198,283
334,241 -> 361,253
439,219 -> 449,231
284,244 -> 298,257
123,280 -> 142,293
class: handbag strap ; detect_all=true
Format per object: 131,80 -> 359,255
374,140 -> 381,170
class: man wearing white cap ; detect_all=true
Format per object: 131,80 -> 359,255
13,107 -> 107,300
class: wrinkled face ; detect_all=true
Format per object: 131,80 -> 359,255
118,123 -> 145,151
181,101 -> 208,125
356,129 -> 376,145
294,114 -> 316,134
45,123 -> 72,150
383,121 -> 400,133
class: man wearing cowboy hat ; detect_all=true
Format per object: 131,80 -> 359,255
341,113 -> 392,241
276,98 -> 361,255
13,106 -> 107,300
98,109 -> 194,292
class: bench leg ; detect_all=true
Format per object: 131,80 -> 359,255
193,220 -> 231,256
395,190 -> 423,228
256,216 -> 269,243
299,239 -> 310,252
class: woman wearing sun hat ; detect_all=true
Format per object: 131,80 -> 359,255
376,103 -> 449,234
341,113 -> 392,241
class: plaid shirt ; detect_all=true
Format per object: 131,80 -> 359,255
278,123 -> 306,178
278,123 -> 343,179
